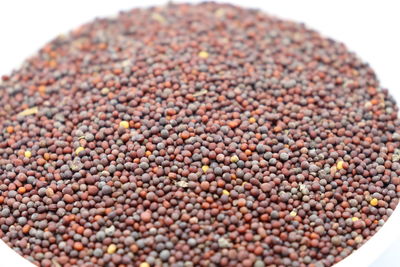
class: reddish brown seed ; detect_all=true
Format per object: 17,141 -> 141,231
181,131 -> 190,140
130,244 -> 139,253
228,121 -> 239,129
37,158 -> 46,165
22,225 -> 31,234
237,198 -> 246,207
140,211 -> 152,223
200,181 -> 210,191
63,194 -> 74,203
73,242 -> 84,251
87,185 -> 99,195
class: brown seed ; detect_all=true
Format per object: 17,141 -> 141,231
37,158 -> 46,165
63,194 -> 74,204
88,185 -> 99,195
181,131 -> 190,140
200,181 -> 210,191
140,211 -> 152,223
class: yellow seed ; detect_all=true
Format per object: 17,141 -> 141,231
215,8 -> 225,17
119,121 -> 129,129
151,13 -> 166,23
222,190 -> 230,196
107,244 -> 117,254
352,217 -> 359,222
101,87 -> 109,95
24,151 -> 32,158
337,160 -> 344,170
198,51 -> 209,59
230,155 -> 239,163
249,117 -> 256,123
193,89 -> 208,97
139,263 -> 150,267
290,211 -> 297,217
202,165 -> 209,173
355,235 -> 363,244
242,182 -> 248,186
18,107 -> 38,117
75,147 -> 85,155
370,198 -> 378,206
46,188 -> 54,197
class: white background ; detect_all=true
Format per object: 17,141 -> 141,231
0,1 -> 399,266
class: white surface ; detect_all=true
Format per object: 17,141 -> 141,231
0,1 -> 400,266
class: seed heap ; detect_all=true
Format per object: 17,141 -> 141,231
0,3 -> 399,267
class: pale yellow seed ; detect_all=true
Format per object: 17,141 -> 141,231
248,117 -> 256,123
222,190 -> 230,196
107,244 -> 117,254
46,187 -> 54,198
230,155 -> 239,163
18,107 -> 38,117
139,263 -> 150,267
242,182 -> 248,186
336,160 -> 344,170
75,147 -> 85,155
355,235 -> 363,244
101,87 -> 109,95
202,165 -> 209,173
290,211 -> 297,217
51,258 -> 62,267
119,121 -> 129,129
24,151 -> 32,158
193,89 -> 208,97
352,217 -> 359,222
370,198 -> 378,206
198,51 -> 209,59
215,8 -> 225,17
151,13 -> 166,23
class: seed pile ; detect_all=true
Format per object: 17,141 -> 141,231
1,3 -> 400,267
